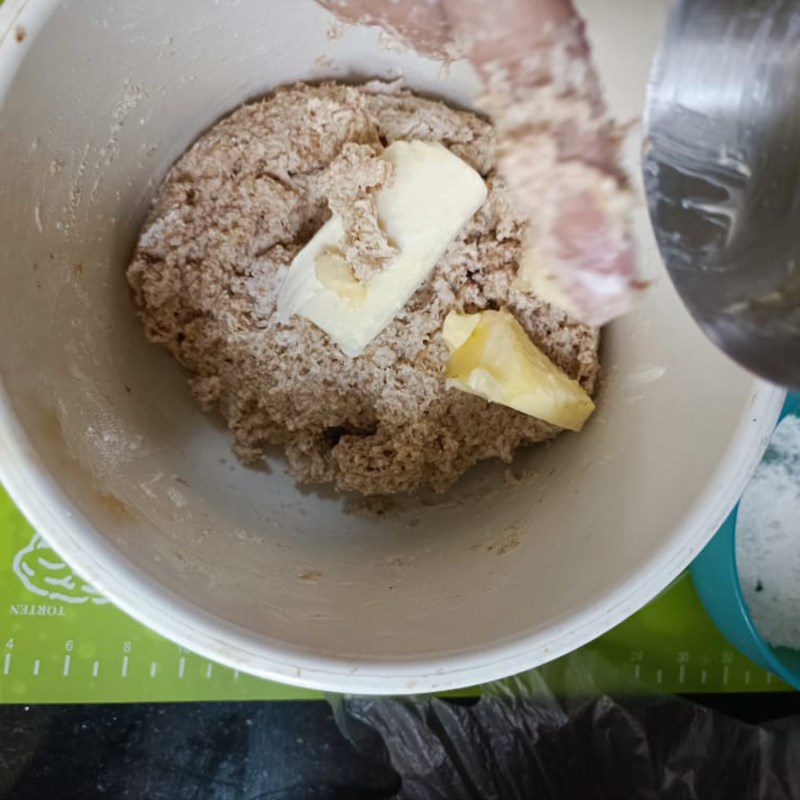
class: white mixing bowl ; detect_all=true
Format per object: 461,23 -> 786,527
0,0 -> 784,693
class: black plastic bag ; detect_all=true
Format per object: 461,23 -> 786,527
333,673 -> 800,799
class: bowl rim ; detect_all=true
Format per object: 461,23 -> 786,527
0,0 -> 787,694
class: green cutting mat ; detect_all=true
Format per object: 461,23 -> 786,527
0,484 -> 789,703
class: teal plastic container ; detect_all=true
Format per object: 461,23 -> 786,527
691,394 -> 800,690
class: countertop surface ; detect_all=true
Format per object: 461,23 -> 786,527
4,694 -> 800,799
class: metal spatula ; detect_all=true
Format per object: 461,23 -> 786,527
644,0 -> 800,389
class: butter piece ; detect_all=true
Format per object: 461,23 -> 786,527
277,140 -> 487,357
314,249 -> 367,304
514,241 -> 580,318
442,309 -> 595,431
441,310 -> 480,350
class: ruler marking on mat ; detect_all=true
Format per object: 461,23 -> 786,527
149,661 -> 157,679
62,654 -> 71,677
234,670 -> 240,681
2,652 -> 10,676
723,665 -> 730,686
32,659 -> 40,677
633,663 -> 641,681
656,668 -> 663,686
678,664 -> 686,685
766,672 -> 773,685
205,663 -> 213,679
121,655 -> 129,678
92,661 -> 99,678
701,669 -> 708,686
178,656 -> 186,679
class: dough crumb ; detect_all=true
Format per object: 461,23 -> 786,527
321,142 -> 397,281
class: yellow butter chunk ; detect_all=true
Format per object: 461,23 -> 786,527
442,309 -> 595,431
314,250 -> 366,304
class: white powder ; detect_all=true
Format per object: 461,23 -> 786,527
736,414 -> 800,649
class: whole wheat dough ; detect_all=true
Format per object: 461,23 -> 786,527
127,82 -> 600,495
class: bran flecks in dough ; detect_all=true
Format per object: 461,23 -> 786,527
127,82 -> 600,495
